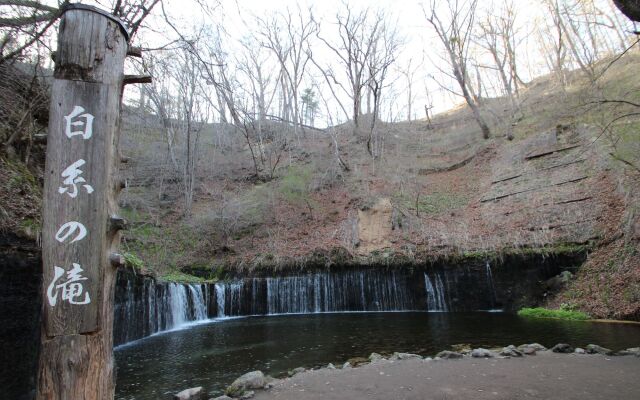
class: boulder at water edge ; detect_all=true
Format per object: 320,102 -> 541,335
471,348 -> 496,358
552,343 -> 574,353
390,352 -> 422,361
212,396 -> 233,400
174,386 -> 204,400
616,347 -> 640,356
499,345 -> 523,357
348,357 -> 370,367
369,352 -> 385,362
225,371 -> 267,397
518,343 -> 547,352
436,351 -> 464,359
288,367 -> 306,377
586,344 -> 613,355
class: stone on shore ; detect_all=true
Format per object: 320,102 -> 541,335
518,343 -> 547,352
389,352 -> 421,361
616,347 -> 640,356
225,371 -> 267,397
348,357 -> 370,367
342,362 -> 352,369
240,391 -> 255,399
436,350 -> 464,359
369,352 -> 385,362
500,345 -> 523,357
451,344 -> 472,354
211,396 -> 232,400
585,344 -> 613,356
575,348 -> 586,354
288,367 -> 306,377
326,363 -> 336,369
174,386 -> 204,400
552,343 -> 574,353
471,348 -> 496,358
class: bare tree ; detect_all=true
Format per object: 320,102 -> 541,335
316,3 -> 388,131
398,57 -> 421,122
424,0 -> 491,139
612,0 -> 640,23
0,0 -> 160,62
256,6 -> 317,142
366,19 -> 401,157
144,46 -> 209,214
476,3 -> 521,119
537,3 -> 568,89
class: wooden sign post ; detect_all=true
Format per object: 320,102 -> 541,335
37,5 -> 138,399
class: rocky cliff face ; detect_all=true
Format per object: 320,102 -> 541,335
0,234 -> 41,400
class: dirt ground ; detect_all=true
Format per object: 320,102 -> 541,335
254,353 -> 640,400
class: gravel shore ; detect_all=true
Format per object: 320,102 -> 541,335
251,352 -> 640,400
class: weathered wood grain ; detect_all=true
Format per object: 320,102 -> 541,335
38,6 -> 128,400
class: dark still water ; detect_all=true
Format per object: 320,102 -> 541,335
114,312 -> 640,399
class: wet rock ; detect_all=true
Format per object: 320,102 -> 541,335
552,343 -> 574,353
500,345 -> 523,357
347,357 -> 369,367
389,352 -> 421,361
436,350 -> 464,359
240,391 -> 255,399
342,362 -> 352,369
174,386 -> 204,400
575,348 -> 586,354
586,344 -> 613,356
518,343 -> 547,352
225,371 -> 267,397
287,367 -> 306,377
369,352 -> 385,362
326,363 -> 336,369
545,271 -> 573,291
211,396 -> 232,400
471,348 -> 496,358
522,347 -> 537,355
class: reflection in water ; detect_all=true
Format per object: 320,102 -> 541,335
115,312 -> 640,400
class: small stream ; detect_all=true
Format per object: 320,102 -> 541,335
114,312 -> 640,399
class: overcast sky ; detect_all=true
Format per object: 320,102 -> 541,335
47,0 -> 634,124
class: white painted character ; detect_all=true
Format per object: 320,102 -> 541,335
46,263 -> 91,306
55,221 -> 87,243
64,105 -> 94,139
58,159 -> 94,198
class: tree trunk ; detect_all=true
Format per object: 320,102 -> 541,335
37,5 -> 129,399
452,61 -> 491,139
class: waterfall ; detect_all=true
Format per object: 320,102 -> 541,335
168,283 -> 188,327
260,270 -> 416,314
485,261 -> 497,308
188,284 -> 208,320
424,272 -> 448,312
114,276 -> 212,346
115,265 -> 510,346
215,282 -> 226,317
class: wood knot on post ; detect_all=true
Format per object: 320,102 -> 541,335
109,253 -> 126,268
108,215 -> 128,233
